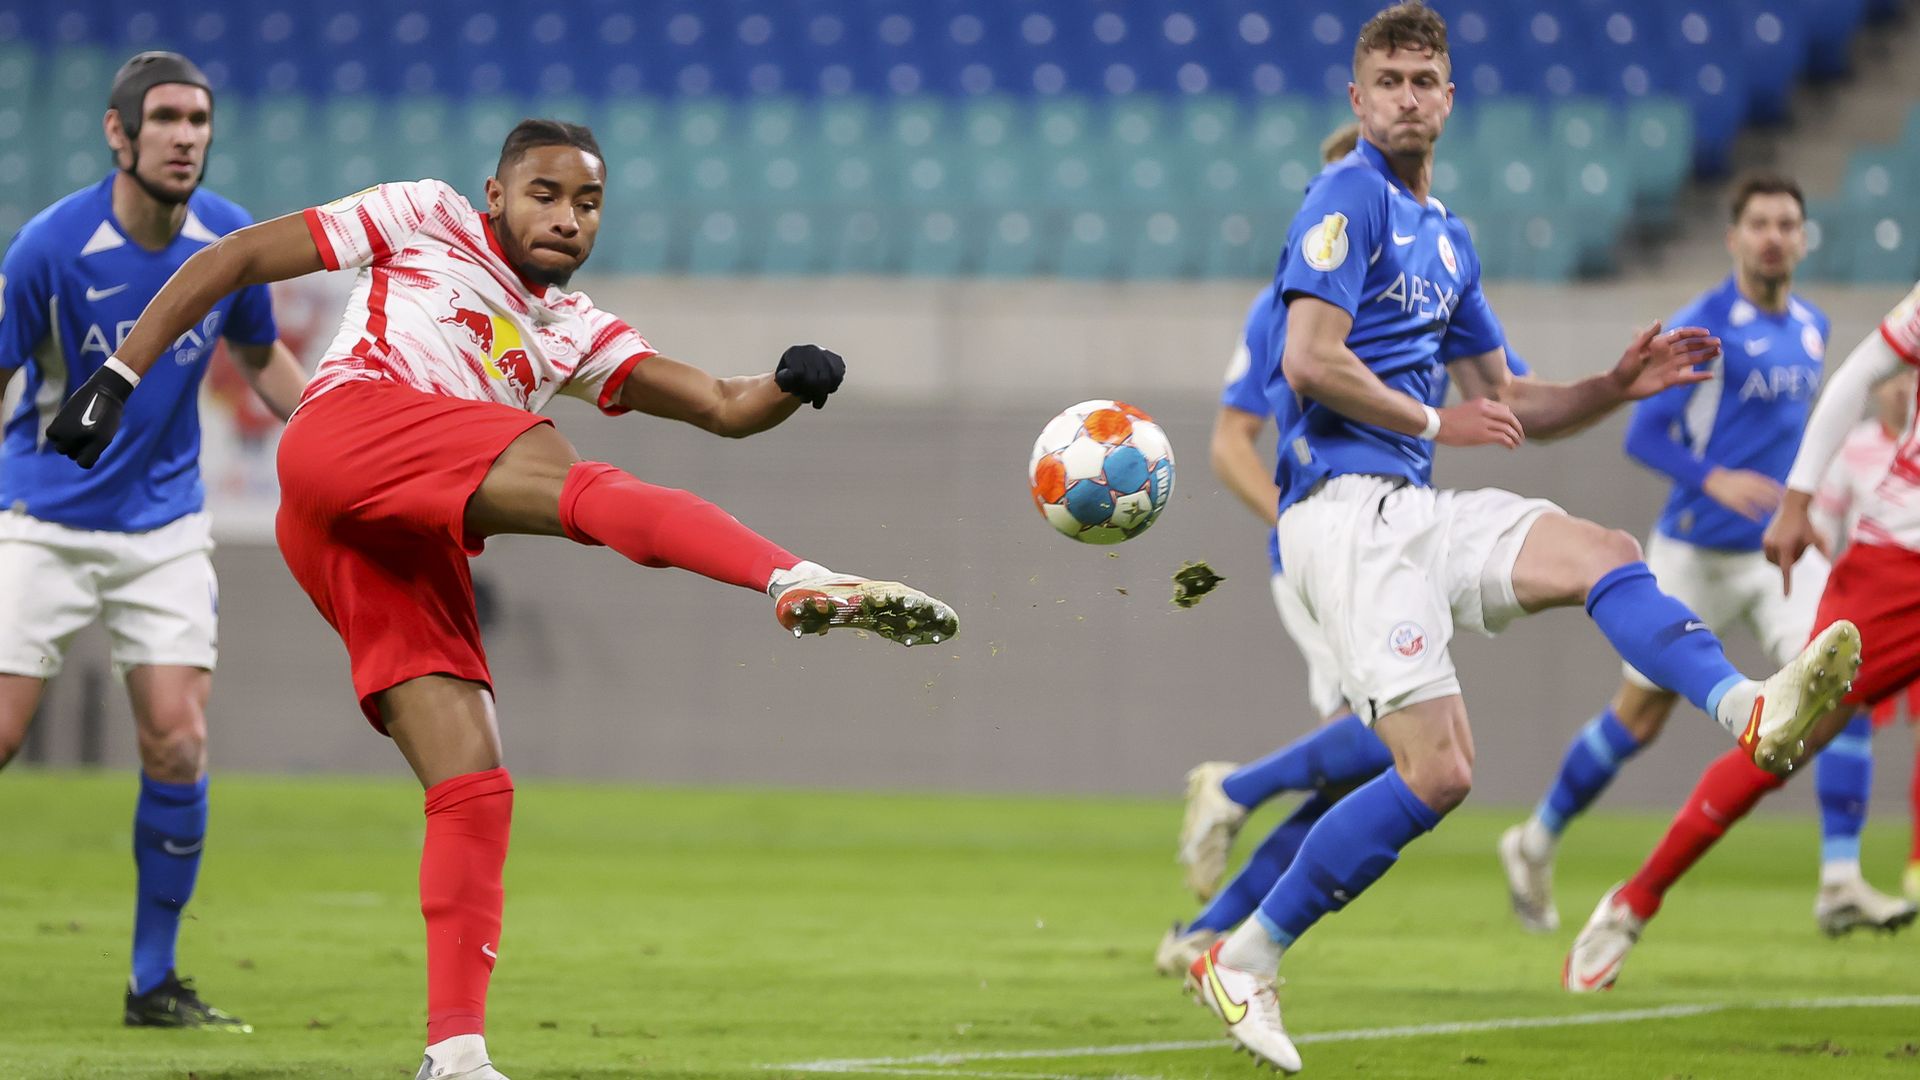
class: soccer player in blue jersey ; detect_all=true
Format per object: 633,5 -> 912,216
1502,174 -> 1917,942
0,52 -> 305,1030
1183,7 -> 1860,1071
1165,148 -> 1711,978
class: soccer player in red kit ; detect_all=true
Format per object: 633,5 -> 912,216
46,119 -> 957,1079
1564,281 -> 1920,991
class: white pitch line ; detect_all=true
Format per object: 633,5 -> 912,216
765,994 -> 1920,1074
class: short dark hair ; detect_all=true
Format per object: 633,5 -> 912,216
1354,2 -> 1450,74
495,118 -> 603,179
1728,172 -> 1805,223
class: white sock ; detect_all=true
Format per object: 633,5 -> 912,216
1518,815 -> 1557,863
1820,859 -> 1863,889
1711,678 -> 1762,737
1217,919 -> 1284,978
423,1034 -> 489,1076
766,560 -> 832,598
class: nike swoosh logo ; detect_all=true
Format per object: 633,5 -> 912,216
1392,233 -> 1416,245
1744,338 -> 1771,355
1684,620 -> 1708,633
85,284 -> 129,301
81,398 -> 102,427
160,838 -> 203,856
1739,698 -> 1764,751
1202,952 -> 1248,1025
481,943 -> 498,960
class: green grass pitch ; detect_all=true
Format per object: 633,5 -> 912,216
1,770 -> 1915,1079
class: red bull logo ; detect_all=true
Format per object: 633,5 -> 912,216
440,291 -> 545,402
496,348 -> 538,398
440,291 -> 495,355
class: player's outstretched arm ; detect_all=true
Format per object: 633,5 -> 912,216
228,340 -> 309,421
611,344 -> 844,438
1284,296 -> 1522,448
1766,328 -> 1908,588
1210,406 -> 1280,525
46,213 -> 324,467
1497,324 -> 1719,440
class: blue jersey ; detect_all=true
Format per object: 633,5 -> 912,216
1625,276 -> 1829,551
0,174 -> 276,533
1223,282 -> 1529,576
1264,141 -> 1507,517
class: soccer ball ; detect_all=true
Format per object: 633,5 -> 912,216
1028,400 -> 1175,544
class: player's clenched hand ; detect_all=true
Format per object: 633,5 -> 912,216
1435,399 -> 1524,449
1763,495 -> 1829,595
774,344 -> 845,409
1703,466 -> 1783,522
1611,321 -> 1720,400
46,362 -> 137,469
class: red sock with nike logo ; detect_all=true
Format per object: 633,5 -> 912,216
559,461 -> 797,592
422,767 -> 513,1044
1617,749 -> 1784,920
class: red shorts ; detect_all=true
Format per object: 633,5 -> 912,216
275,380 -> 551,731
1811,542 -> 1920,709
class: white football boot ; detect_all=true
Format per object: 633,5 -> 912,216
1727,621 -> 1861,772
1814,877 -> 1919,937
416,1035 -> 509,1080
1186,942 -> 1301,1074
1498,824 -> 1560,933
773,573 -> 958,646
1155,922 -> 1220,977
1178,762 -> 1248,901
1563,884 -> 1645,993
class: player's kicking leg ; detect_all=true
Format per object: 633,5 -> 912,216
469,426 -> 956,644
1501,684 -> 1670,933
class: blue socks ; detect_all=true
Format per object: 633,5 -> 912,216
1253,769 -> 1441,946
132,773 -> 208,994
1220,713 -> 1394,808
1188,792 -> 1335,934
1816,713 -> 1873,869
1586,563 -> 1745,718
1535,708 -> 1644,836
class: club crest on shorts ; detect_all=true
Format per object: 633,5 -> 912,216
1388,621 -> 1426,658
1303,212 -> 1349,272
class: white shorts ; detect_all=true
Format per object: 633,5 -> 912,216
1271,570 -> 1348,719
1623,531 -> 1829,689
1276,475 -> 1561,724
0,509 -> 218,679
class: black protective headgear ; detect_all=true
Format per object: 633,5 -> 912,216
108,51 -> 213,203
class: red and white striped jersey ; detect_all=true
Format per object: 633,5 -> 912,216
1814,419 -> 1899,551
1848,284 -> 1920,551
298,179 -> 654,415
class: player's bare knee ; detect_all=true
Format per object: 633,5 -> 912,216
136,711 -> 207,784
1403,753 -> 1473,813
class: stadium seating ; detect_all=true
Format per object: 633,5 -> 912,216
0,1 -> 1896,280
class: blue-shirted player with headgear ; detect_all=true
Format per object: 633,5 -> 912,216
1181,4 -> 1862,1072
0,51 -> 306,1030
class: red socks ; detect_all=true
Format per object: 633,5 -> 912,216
1618,749 -> 1785,920
558,461 -> 797,593
421,768 -> 514,1044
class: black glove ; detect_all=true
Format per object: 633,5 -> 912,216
46,363 -> 136,469
773,344 -> 845,409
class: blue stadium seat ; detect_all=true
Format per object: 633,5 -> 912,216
1734,0 -> 1807,123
